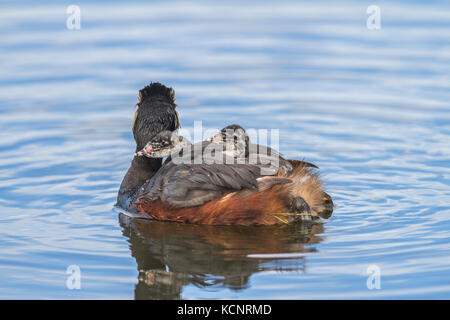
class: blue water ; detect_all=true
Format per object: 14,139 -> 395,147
0,0 -> 449,299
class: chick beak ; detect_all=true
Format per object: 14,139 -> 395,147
135,146 -> 152,157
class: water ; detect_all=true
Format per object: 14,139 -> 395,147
0,0 -> 449,299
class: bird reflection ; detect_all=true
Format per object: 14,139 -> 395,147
118,213 -> 325,299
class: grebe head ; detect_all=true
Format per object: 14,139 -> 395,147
208,124 -> 249,158
136,130 -> 191,158
132,82 -> 181,151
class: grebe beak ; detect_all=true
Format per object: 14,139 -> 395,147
135,146 -> 153,157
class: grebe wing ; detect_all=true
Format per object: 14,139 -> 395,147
246,143 -> 294,174
159,163 -> 263,208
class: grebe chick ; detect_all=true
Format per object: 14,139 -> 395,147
135,130 -> 192,159
208,124 -> 318,171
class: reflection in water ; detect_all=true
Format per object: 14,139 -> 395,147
118,213 -> 325,299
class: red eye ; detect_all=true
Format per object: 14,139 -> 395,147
145,146 -> 152,152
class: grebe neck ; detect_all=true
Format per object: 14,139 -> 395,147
116,153 -> 162,209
